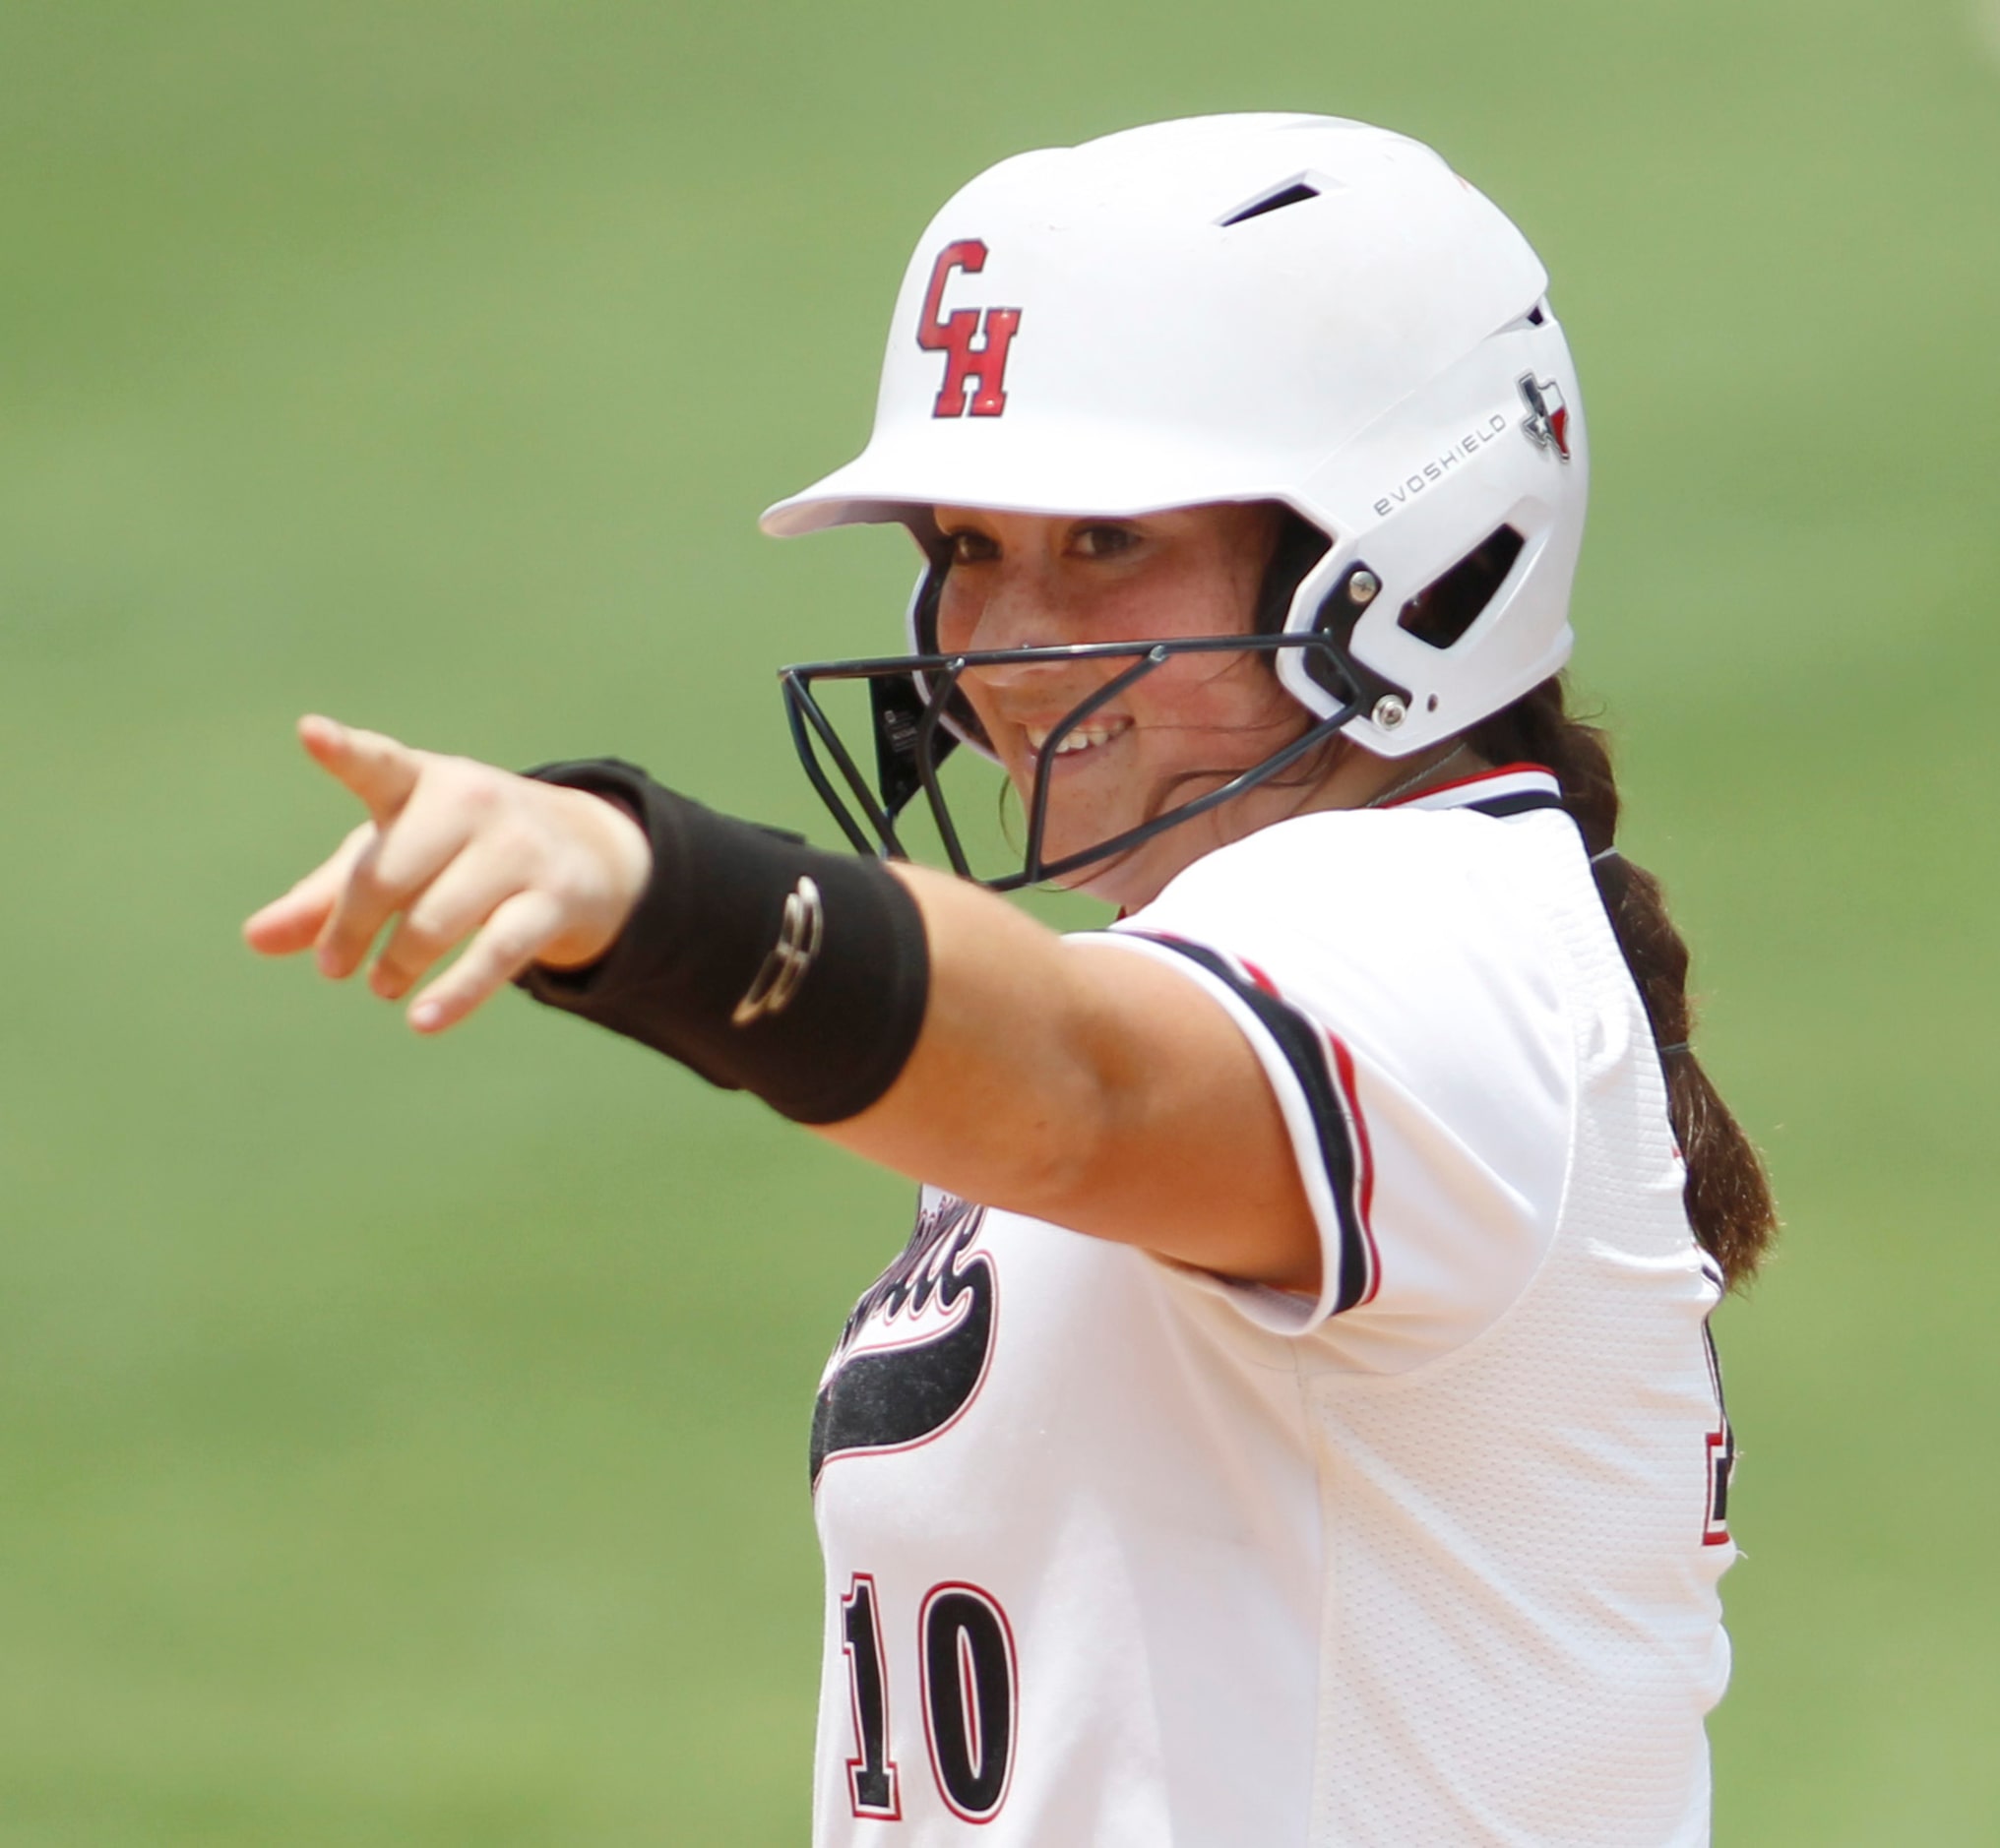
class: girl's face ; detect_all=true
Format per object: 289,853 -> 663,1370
931,502 -> 1326,907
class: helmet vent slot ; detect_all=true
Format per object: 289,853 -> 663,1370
1396,525 -> 1526,650
1525,303 -> 1547,327
1219,180 -> 1323,226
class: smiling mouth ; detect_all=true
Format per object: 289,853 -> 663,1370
1023,715 -> 1132,768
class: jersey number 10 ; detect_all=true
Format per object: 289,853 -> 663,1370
842,1572 -> 1019,1823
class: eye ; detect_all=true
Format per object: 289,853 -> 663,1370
1071,522 -> 1140,559
944,527 -> 999,566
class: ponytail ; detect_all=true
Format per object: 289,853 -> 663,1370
1468,678 -> 1778,1287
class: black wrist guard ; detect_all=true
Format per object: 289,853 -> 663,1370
518,759 -> 929,1125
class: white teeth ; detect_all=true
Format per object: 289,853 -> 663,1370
1026,721 -> 1127,758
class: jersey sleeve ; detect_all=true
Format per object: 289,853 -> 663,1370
1075,810 -> 1578,1369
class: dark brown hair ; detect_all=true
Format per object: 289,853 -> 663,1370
1469,677 -> 1778,1287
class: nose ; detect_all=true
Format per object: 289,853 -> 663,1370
944,556 -> 1114,720
946,584 -> 1094,729
946,559 -> 1073,659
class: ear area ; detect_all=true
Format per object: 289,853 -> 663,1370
1252,509 -> 1335,635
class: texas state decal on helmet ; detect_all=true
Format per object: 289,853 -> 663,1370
1517,373 -> 1572,461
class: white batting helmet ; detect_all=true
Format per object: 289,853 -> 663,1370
763,111 -> 1589,760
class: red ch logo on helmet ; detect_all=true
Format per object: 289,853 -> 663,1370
916,241 -> 1022,418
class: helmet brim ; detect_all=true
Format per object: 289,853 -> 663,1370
759,424 -> 1302,537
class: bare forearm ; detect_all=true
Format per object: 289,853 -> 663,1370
817,866 -> 1115,1214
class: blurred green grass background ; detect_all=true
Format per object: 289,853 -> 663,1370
3,1 -> 1996,1840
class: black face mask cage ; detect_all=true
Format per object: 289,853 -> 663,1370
779,630 -> 1396,893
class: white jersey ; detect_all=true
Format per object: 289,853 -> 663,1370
808,767 -> 1735,1846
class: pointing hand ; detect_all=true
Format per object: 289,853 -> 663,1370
243,716 -> 651,1032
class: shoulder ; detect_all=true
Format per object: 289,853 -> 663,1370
1102,803 -> 1583,1158
1125,803 -> 1580,978
1086,803 -> 1588,1359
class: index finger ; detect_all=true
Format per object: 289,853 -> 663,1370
298,714 -> 423,824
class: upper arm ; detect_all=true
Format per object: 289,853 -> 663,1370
1038,935 -> 1326,1290
819,864 -> 1324,1291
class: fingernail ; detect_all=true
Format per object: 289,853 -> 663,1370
409,1001 -> 443,1031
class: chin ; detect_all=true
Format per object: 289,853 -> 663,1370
1017,782 -> 1223,906
1048,832 -> 1178,911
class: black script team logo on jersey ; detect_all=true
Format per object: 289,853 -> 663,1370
810,1193 -> 997,1487
1517,372 -> 1573,460
916,241 -> 1021,418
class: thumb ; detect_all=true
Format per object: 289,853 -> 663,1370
299,714 -> 423,823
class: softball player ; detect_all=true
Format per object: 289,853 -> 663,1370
247,115 -> 1777,1844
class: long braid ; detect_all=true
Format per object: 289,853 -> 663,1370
1469,678 -> 1778,1287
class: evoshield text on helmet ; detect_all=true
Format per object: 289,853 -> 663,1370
763,113 -> 1590,884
